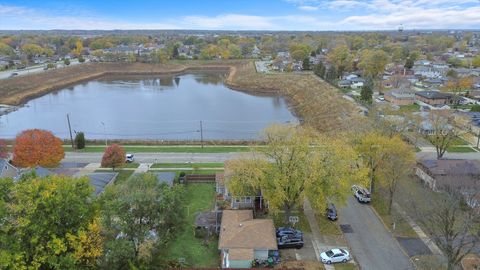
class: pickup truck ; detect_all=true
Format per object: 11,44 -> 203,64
351,185 -> 371,203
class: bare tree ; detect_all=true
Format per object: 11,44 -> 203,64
414,188 -> 479,270
421,111 -> 463,159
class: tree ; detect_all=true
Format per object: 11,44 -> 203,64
100,173 -> 184,268
327,45 -> 352,75
101,144 -> 125,171
0,139 -> 8,159
302,57 -> 310,70
442,76 -> 474,107
226,125 -> 366,222
12,129 -> 65,168
78,56 -> 86,63
64,58 -> 71,65
325,66 -> 337,82
472,55 -> 480,68
377,136 -> 415,214
404,58 -> 414,70
289,43 -> 311,61
1,175 -> 102,269
421,111 -> 463,159
413,189 -> 479,270
0,42 -> 14,56
72,39 -> 83,56
360,77 -> 374,103
47,62 -> 56,69
21,43 -> 44,59
172,44 -> 179,59
75,132 -> 86,149
228,44 -> 242,59
313,62 -> 326,79
358,49 -> 389,77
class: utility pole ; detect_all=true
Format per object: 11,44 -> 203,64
477,129 -> 480,149
67,114 -> 74,150
200,120 -> 204,148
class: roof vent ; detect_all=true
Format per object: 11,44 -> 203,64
239,223 -> 243,227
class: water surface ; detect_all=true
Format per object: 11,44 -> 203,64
0,72 -> 296,140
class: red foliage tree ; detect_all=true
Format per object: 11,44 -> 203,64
101,144 -> 125,171
0,139 -> 9,159
12,129 -> 65,168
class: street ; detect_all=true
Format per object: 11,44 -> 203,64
0,59 -> 82,80
63,151 -> 251,163
340,197 -> 414,270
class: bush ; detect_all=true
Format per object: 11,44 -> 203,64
63,58 -> 70,65
78,56 -> 85,63
74,132 -> 85,149
471,104 -> 480,112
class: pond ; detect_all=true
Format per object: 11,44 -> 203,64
0,72 -> 297,140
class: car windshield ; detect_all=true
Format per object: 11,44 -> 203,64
340,249 -> 347,254
326,250 -> 334,257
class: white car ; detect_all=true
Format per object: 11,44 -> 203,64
352,185 -> 371,203
125,154 -> 134,163
320,248 -> 350,264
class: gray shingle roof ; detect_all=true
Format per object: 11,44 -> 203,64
87,172 -> 118,195
154,172 -> 176,186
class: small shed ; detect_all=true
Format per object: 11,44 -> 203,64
87,172 -> 118,196
154,172 -> 176,186
195,211 -> 222,236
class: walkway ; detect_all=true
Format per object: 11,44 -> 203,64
393,202 -> 444,256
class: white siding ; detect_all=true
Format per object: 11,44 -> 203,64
254,249 -> 269,260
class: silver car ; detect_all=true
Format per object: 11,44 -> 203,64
320,248 -> 350,264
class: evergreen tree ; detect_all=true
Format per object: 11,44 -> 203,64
74,132 -> 86,149
326,66 -> 337,82
302,57 -> 310,70
361,77 -> 374,103
404,57 -> 414,70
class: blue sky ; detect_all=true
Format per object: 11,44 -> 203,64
1,0 -> 479,30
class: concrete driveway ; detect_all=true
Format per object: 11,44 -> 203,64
339,197 -> 414,270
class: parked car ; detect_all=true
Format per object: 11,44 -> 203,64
276,227 -> 303,238
10,72 -> 18,77
326,203 -> 337,221
352,185 -> 371,203
125,154 -> 134,163
320,248 -> 350,264
277,235 -> 304,249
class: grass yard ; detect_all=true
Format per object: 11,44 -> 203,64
315,212 -> 342,236
114,170 -> 134,184
64,145 -> 252,153
266,211 -> 311,233
150,162 -> 224,169
398,103 -> 420,113
334,263 -> 358,270
166,184 -> 219,267
447,146 -> 477,153
371,191 -> 417,238
120,162 -> 140,168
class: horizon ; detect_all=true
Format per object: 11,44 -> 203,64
1,0 -> 480,31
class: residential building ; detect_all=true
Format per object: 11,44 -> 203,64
416,159 -> 480,209
0,159 -> 19,179
216,173 -> 260,209
415,91 -> 453,105
219,210 -> 277,268
384,88 -> 416,105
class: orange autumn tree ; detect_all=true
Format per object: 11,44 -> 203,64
101,144 -> 125,171
13,129 -> 65,168
0,139 -> 9,159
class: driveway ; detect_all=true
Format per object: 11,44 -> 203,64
339,197 -> 414,270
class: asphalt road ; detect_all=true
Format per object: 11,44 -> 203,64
416,151 -> 480,160
339,197 -> 414,270
0,59 -> 82,80
63,152 -> 251,163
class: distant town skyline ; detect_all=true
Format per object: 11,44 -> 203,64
1,0 -> 480,31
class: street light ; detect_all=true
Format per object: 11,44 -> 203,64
100,122 -> 107,147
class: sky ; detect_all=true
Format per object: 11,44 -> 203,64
0,0 -> 479,31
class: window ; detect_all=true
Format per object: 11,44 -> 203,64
235,198 -> 240,203
245,197 -> 252,203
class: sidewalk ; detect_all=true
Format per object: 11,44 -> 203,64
393,202 -> 444,256
303,199 -> 351,269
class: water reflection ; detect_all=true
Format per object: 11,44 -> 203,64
0,73 -> 297,140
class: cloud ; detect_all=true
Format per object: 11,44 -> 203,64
298,5 -> 319,11
181,14 -> 275,29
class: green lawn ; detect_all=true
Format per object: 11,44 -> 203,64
450,137 -> 470,146
166,184 -> 219,267
64,145 -> 253,153
315,212 -> 342,236
447,146 -> 476,153
398,103 -> 420,113
150,163 -> 224,169
120,162 -> 140,168
265,211 -> 311,233
371,191 -> 417,238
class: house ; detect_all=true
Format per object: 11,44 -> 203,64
416,159 -> 480,209
338,80 -> 351,88
415,91 -> 453,105
0,159 -> 19,179
384,88 -> 416,105
219,210 -> 277,268
216,173 -> 261,209
350,77 -> 365,89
